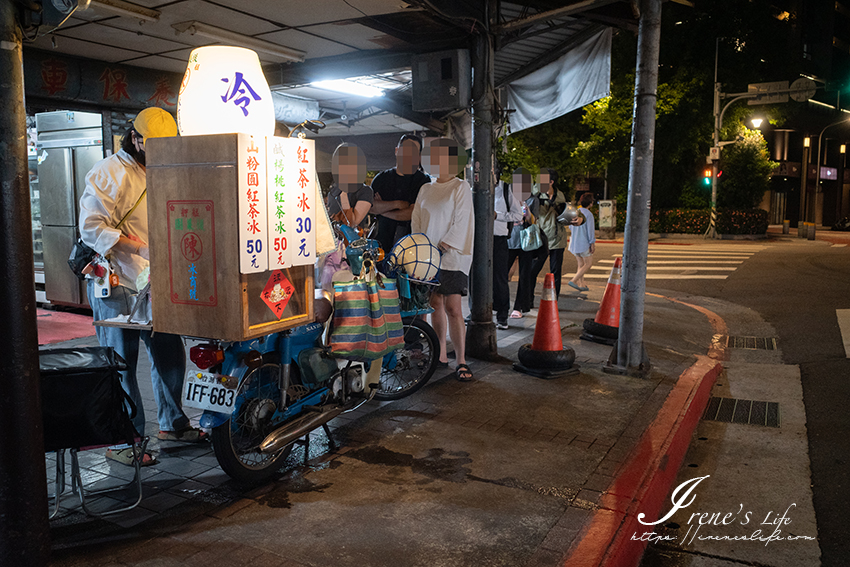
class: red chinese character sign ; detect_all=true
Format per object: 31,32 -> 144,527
237,134 -> 268,273
265,137 -> 316,270
261,270 -> 295,319
167,200 -> 217,306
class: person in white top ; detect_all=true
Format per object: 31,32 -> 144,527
79,108 -> 207,466
493,169 -> 524,329
411,138 -> 475,381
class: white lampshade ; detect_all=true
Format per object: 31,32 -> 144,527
177,46 -> 274,137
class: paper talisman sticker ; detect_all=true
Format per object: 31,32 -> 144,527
261,269 -> 294,319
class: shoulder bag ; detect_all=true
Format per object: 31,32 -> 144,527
520,222 -> 543,251
68,190 -> 147,280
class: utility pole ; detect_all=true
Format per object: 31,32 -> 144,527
707,39 -> 720,239
0,1 -> 51,565
609,0 -> 662,375
800,138 -> 809,227
813,119 -> 850,224
706,43 -> 816,237
466,0 -> 498,360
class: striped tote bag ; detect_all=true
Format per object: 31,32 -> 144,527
329,277 -> 404,362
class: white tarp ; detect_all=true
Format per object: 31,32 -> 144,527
506,27 -> 612,133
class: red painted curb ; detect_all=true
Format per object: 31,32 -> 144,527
562,294 -> 728,567
563,357 -> 721,567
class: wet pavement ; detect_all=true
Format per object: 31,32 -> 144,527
44,278 -> 716,567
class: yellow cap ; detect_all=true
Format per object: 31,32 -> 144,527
133,107 -> 177,139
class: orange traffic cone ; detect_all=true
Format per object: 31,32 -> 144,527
582,258 -> 621,345
515,273 -> 578,379
531,273 -> 562,351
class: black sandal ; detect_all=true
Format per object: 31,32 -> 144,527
455,363 -> 474,382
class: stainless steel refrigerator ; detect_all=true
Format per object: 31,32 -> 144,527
37,111 -> 104,307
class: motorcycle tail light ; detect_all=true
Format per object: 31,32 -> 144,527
190,344 -> 225,370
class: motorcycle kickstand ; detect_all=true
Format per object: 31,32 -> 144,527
322,423 -> 337,451
293,424 -> 337,465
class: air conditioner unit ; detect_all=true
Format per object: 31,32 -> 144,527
411,49 -> 471,113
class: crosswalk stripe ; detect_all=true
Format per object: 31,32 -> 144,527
837,310 -> 850,358
584,274 -> 728,279
598,260 -> 743,264
590,266 -> 737,271
648,245 -> 767,250
613,254 -> 752,259
631,250 -> 755,255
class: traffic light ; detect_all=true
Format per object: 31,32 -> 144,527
703,168 -> 712,186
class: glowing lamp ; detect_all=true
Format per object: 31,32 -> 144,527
177,46 -> 274,137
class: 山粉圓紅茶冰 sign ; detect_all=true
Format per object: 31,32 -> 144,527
167,200 -> 217,306
238,135 -> 268,274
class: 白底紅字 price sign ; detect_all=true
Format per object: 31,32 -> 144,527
265,137 -> 316,269
238,134 -> 268,273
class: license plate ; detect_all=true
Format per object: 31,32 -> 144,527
183,370 -> 236,413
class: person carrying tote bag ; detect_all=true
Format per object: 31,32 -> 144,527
509,169 -> 548,318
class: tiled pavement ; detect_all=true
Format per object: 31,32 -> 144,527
43,285 -> 710,567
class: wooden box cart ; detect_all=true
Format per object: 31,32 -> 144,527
146,133 -> 318,341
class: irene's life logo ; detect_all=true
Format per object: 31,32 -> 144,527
634,475 -> 816,546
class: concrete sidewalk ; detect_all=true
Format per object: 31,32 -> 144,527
45,284 -> 722,567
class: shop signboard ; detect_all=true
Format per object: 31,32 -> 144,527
238,135 -> 268,273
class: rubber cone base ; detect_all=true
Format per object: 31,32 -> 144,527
580,331 -> 616,346
513,362 -> 580,380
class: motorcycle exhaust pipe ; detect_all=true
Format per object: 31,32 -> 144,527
259,405 -> 344,454
259,387 -> 379,454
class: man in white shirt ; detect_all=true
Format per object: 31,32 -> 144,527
79,107 -> 206,466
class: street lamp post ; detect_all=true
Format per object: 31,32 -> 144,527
800,137 -> 809,229
707,90 -> 752,238
812,118 -> 850,223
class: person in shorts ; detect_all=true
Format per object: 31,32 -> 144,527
411,138 -> 475,381
567,192 -> 596,291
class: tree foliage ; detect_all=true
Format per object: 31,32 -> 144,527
499,0 -> 799,209
717,129 -> 776,209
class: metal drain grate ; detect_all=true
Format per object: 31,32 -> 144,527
724,336 -> 777,350
703,397 -> 780,428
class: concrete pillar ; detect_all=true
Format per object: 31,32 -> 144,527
466,3 -> 497,360
0,1 -> 51,565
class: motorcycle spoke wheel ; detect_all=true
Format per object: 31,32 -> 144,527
211,363 -> 292,484
376,317 -> 439,401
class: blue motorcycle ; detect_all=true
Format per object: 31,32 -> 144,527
187,228 -> 440,484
